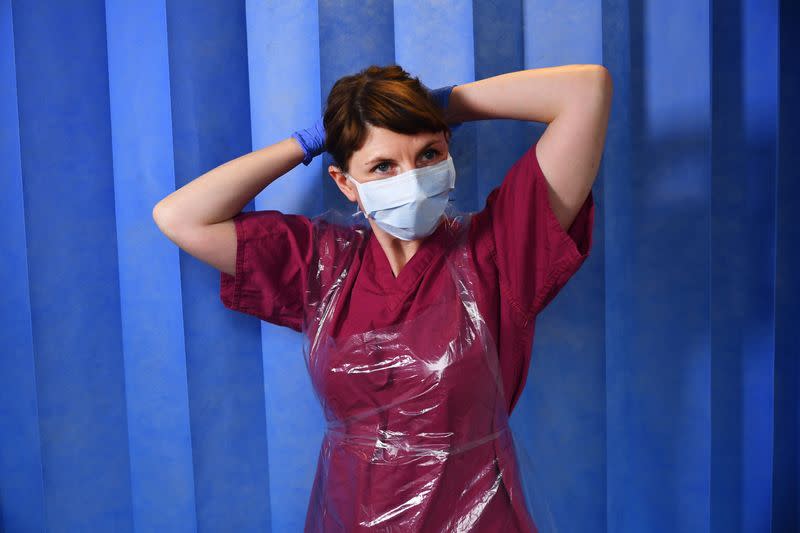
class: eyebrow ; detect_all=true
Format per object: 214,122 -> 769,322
364,140 -> 443,167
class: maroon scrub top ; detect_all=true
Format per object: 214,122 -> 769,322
220,141 -> 595,531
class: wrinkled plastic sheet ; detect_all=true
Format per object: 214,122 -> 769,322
300,205 -> 557,532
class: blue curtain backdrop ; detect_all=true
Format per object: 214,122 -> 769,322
1,0 -> 797,531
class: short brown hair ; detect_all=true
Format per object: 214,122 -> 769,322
323,64 -> 452,173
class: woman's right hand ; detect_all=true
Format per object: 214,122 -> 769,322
291,116 -> 326,166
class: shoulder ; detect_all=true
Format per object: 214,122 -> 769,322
309,209 -> 370,256
439,207 -> 498,285
306,209 -> 370,289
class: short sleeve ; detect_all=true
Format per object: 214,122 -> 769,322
484,141 -> 595,319
219,209 -> 314,332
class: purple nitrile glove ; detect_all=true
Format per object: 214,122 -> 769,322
426,83 -> 463,134
291,115 -> 325,166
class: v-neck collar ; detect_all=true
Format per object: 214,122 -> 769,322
367,219 -> 448,307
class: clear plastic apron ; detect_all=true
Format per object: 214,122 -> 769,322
301,205 -> 539,532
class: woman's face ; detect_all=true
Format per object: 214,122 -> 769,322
329,123 -> 449,211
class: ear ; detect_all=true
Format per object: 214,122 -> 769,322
328,165 -> 359,203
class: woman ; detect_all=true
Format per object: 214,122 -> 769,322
154,64 -> 609,532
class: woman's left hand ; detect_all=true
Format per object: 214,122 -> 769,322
426,84 -> 463,134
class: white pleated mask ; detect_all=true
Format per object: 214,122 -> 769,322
344,154 -> 456,241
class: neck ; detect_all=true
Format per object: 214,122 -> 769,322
369,219 -> 422,278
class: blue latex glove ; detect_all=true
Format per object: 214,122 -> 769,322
291,84 -> 461,166
291,116 -> 325,166
426,83 -> 463,135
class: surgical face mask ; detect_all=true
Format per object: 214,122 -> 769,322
344,153 -> 457,241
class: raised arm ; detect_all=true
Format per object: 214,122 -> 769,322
446,64 -> 612,231
152,137 -> 306,276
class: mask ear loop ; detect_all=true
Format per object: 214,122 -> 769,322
351,208 -> 373,235
352,206 -> 366,219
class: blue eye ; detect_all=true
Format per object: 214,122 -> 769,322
371,149 -> 441,174
422,148 -> 440,161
